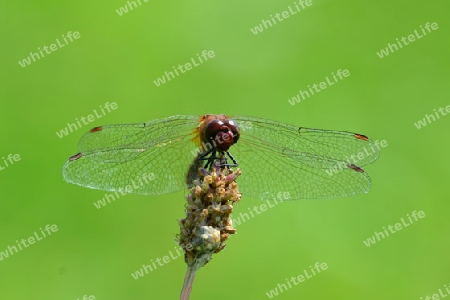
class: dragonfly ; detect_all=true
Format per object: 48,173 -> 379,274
62,114 -> 380,200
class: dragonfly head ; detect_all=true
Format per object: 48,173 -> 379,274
204,118 -> 240,152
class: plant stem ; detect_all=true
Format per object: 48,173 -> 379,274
180,266 -> 197,300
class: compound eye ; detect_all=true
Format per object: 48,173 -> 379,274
204,120 -> 223,139
224,119 -> 240,143
204,119 -> 239,151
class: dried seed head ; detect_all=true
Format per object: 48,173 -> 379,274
178,166 -> 241,271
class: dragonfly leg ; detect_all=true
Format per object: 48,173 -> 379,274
225,151 -> 238,167
198,149 -> 239,169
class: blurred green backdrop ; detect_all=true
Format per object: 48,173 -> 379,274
1,0 -> 449,299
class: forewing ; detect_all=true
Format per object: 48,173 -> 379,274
231,116 -> 380,200
62,115 -> 201,195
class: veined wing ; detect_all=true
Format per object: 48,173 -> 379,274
230,116 -> 380,200
62,115 -> 202,195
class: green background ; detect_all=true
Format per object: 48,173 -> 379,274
1,0 -> 449,299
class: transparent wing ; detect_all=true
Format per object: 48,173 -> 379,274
63,114 -> 380,200
230,116 -> 380,200
62,115 -> 202,195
